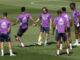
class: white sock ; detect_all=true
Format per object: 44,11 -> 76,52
38,37 -> 42,43
76,39 -> 79,44
44,40 -> 47,45
57,50 -> 60,54
66,49 -> 69,54
9,49 -> 13,55
21,42 -> 24,47
60,44 -> 63,49
1,49 -> 4,55
70,43 -> 72,49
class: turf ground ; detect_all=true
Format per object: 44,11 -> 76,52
0,0 -> 80,60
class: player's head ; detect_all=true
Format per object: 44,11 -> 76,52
57,10 -> 62,16
42,7 -> 48,14
70,3 -> 76,10
3,12 -> 7,17
62,7 -> 66,12
21,7 -> 26,12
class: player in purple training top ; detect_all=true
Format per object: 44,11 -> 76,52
59,7 -> 72,50
35,7 -> 52,46
0,12 -> 16,56
53,10 -> 70,56
12,7 -> 36,48
70,3 -> 80,46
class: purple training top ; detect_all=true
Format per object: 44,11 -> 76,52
39,13 -> 52,27
73,9 -> 80,25
53,16 -> 67,33
17,13 -> 32,29
0,19 -> 11,34
62,13 -> 71,28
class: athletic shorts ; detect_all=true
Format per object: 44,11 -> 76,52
55,30 -> 67,41
17,26 -> 28,37
40,26 -> 49,34
0,32 -> 11,42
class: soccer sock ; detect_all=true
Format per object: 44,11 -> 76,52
66,49 -> 69,54
21,42 -> 24,47
76,39 -> 79,44
38,37 -> 42,43
44,40 -> 47,45
70,43 -> 72,49
57,50 -> 60,54
9,49 -> 13,55
60,44 -> 63,49
1,49 -> 4,55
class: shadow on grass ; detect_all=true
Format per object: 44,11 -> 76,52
60,52 -> 73,55
4,52 -> 17,56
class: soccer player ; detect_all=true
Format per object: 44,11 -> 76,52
53,10 -> 70,56
12,7 -> 36,48
60,7 -> 72,50
0,12 -> 16,56
35,7 -> 52,46
70,3 -> 80,46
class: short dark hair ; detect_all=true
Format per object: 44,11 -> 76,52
70,3 -> 76,7
21,7 -> 25,12
57,10 -> 62,14
62,7 -> 66,11
42,7 -> 48,13
3,12 -> 7,17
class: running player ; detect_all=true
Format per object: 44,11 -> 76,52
70,3 -> 80,46
60,7 -> 72,50
0,12 -> 16,56
53,10 -> 70,56
12,7 -> 36,48
35,7 -> 52,46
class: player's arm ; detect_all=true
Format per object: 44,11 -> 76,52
53,24 -> 56,35
8,26 -> 11,33
65,23 -> 68,33
50,19 -> 52,30
69,19 -> 73,29
30,17 -> 36,24
12,21 -> 18,26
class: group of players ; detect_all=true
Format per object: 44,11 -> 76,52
0,2 -> 80,56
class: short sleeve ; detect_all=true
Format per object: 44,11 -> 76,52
76,10 -> 80,16
28,14 -> 32,19
68,14 -> 71,20
39,14 -> 42,19
17,15 -> 20,22
53,18 -> 57,24
49,14 -> 52,20
8,20 -> 11,27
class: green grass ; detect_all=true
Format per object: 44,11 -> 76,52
0,0 -> 80,60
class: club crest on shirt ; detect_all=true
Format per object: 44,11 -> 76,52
1,22 -> 7,28
42,15 -> 48,20
58,18 -> 64,25
22,17 -> 27,23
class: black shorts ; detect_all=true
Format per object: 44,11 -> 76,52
17,26 -> 28,37
40,26 -> 49,34
56,30 -> 67,41
0,33 -> 11,42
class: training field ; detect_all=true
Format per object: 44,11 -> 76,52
0,0 -> 80,60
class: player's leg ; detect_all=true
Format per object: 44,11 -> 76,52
56,33 -> 60,56
37,32 -> 43,45
1,42 -> 4,56
63,33 -> 70,55
44,27 -> 49,46
37,26 -> 44,45
73,26 -> 80,46
60,37 -> 63,50
6,34 -> 16,56
8,42 -> 16,56
44,33 -> 49,46
66,28 -> 72,49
